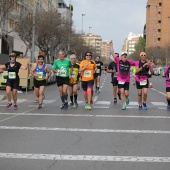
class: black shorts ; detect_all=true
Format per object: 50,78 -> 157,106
166,87 -> 170,92
68,83 -> 78,87
136,80 -> 149,89
6,79 -> 20,89
56,76 -> 69,87
118,82 -> 129,90
111,77 -> 118,86
81,80 -> 94,91
34,78 -> 46,88
94,73 -> 101,79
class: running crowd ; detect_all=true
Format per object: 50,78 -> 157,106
0,40 -> 170,111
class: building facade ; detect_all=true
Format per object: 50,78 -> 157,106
146,0 -> 170,48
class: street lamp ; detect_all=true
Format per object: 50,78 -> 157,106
81,14 -> 86,34
89,26 -> 92,34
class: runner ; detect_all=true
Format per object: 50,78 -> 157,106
164,65 -> 170,111
94,56 -> 103,93
30,55 -> 51,109
107,56 -> 119,103
135,52 -> 153,110
110,41 -> 135,110
52,50 -> 72,110
80,52 -> 96,110
0,53 -> 29,110
69,54 -> 80,107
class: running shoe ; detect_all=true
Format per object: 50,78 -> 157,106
167,105 -> 170,111
143,102 -> 147,110
64,102 -> 69,110
114,98 -> 117,103
117,92 -> 121,100
84,103 -> 88,109
86,104 -> 92,110
121,105 -> 126,110
6,102 -> 12,109
34,99 -> 39,103
61,103 -> 65,109
14,104 -> 18,110
97,90 -> 100,94
74,101 -> 78,107
138,105 -> 142,110
38,104 -> 42,109
126,98 -> 129,105
70,102 -> 74,107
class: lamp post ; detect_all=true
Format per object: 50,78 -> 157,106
81,14 -> 86,34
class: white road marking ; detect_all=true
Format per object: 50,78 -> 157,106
93,106 -> 110,109
0,153 -> 170,162
0,99 -> 27,104
95,101 -> 110,105
93,96 -> 98,102
100,86 -> 103,88
129,102 -> 138,105
0,113 -> 170,119
151,88 -> 166,96
0,126 -> 170,134
151,102 -> 166,106
43,100 -> 56,104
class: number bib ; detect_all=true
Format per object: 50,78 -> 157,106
59,68 -> 67,77
140,80 -> 147,86
8,72 -> 16,79
118,81 -> 125,85
84,70 -> 91,77
96,69 -> 100,73
72,71 -> 77,78
37,72 -> 43,79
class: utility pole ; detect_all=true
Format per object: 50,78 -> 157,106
31,0 -> 36,63
81,14 -> 85,34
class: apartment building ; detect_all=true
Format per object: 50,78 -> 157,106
101,40 -> 110,59
146,0 -> 170,48
122,32 -> 142,55
0,0 -> 72,57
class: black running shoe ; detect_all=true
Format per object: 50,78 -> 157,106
114,98 -> 117,103
64,102 -> 69,110
74,101 -> 78,107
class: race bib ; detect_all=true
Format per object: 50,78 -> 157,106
84,70 -> 91,77
96,69 -> 100,73
8,72 -> 16,79
118,81 -> 125,85
60,70 -> 66,77
72,71 -> 77,78
140,80 -> 147,86
37,72 -> 43,79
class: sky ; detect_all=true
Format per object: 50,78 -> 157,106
64,0 -> 147,53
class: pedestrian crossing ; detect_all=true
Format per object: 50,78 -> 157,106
0,99 -> 167,109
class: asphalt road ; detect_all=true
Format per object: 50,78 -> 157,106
0,73 -> 170,170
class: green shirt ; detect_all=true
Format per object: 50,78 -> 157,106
52,58 -> 72,77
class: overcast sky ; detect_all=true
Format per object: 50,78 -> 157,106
64,0 -> 147,53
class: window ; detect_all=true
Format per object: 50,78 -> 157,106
9,19 -> 14,28
157,38 -> 161,42
158,3 -> 162,7
158,11 -> 161,16
158,20 -> 161,24
158,29 -> 161,33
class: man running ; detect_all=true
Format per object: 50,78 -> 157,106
0,53 -> 29,110
94,56 -> 103,93
52,50 -> 72,110
69,54 -> 80,107
30,55 -> 51,109
110,41 -> 135,110
135,52 -> 153,110
80,52 -> 96,110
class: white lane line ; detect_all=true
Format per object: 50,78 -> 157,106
93,96 -> 98,102
0,126 -> 170,134
93,106 -> 110,109
129,102 -> 138,106
0,153 -> 170,162
151,102 -> 166,106
95,101 -> 110,105
151,88 -> 166,96
0,113 -> 170,119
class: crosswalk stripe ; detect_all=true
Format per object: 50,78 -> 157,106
0,152 -> 170,162
151,102 -> 166,106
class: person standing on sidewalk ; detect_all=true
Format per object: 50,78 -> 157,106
135,52 -> 153,110
0,53 -> 29,110
30,55 -> 51,109
69,54 -> 80,107
110,41 -> 135,110
79,52 -> 96,110
52,50 -> 73,110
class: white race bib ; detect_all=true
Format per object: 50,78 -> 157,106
84,70 -> 91,77
140,80 -> 147,86
8,72 -> 16,79
118,81 -> 125,85
60,69 -> 66,77
96,69 -> 100,73
72,71 -> 77,78
37,72 -> 43,79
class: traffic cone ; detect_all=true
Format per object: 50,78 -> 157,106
149,82 -> 153,88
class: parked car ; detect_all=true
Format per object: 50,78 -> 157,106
0,70 -> 8,89
46,64 -> 56,85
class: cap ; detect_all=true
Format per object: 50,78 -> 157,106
9,53 -> 16,57
121,52 -> 127,56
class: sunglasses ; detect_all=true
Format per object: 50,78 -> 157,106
86,55 -> 92,56
140,55 -> 146,56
